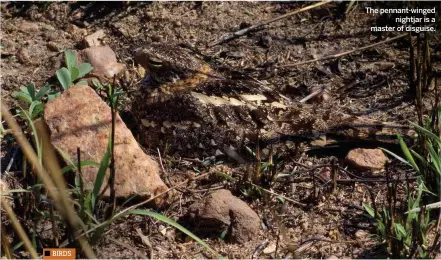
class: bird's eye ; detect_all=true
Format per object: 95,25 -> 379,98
148,57 -> 163,68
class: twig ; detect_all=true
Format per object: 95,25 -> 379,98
1,223 -> 14,259
157,148 -> 172,187
108,75 -> 118,218
4,146 -> 18,175
279,33 -> 407,68
107,237 -> 146,259
299,87 -> 326,103
252,239 -> 269,259
1,198 -> 38,259
136,228 -> 153,259
248,181 -> 307,207
208,1 -> 332,47
278,176 -> 418,184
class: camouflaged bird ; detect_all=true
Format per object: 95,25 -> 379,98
132,44 -> 415,159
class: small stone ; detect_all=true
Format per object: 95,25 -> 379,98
16,48 -> 32,64
145,11 -> 154,20
345,148 -> 388,172
186,189 -> 260,244
174,20 -> 182,27
151,35 -> 162,42
83,29 -> 105,47
263,243 -> 276,254
260,35 -> 272,48
66,24 -> 87,42
19,21 -> 39,32
47,41 -> 60,52
44,85 -> 169,206
355,230 -> 368,239
163,121 -> 172,129
374,61 -> 395,71
327,255 -> 339,259
0,179 -> 13,209
79,46 -> 126,80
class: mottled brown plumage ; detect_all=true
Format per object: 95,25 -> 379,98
132,44 -> 415,158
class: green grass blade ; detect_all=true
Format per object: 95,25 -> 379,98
409,121 -> 441,145
345,0 -> 356,14
61,160 -> 100,174
397,134 -> 420,173
380,147 -> 412,167
128,209 -> 219,257
19,108 -> 42,164
427,142 -> 441,175
362,202 -> 375,217
91,136 -> 112,210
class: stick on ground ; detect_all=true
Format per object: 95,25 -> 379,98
208,1 -> 332,47
279,33 -> 407,68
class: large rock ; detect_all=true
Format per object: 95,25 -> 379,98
345,148 -> 388,173
187,189 -> 260,244
44,85 -> 168,206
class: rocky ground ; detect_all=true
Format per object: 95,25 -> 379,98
1,2 -> 440,259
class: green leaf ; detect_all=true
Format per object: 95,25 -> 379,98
129,209 -> 219,257
70,66 -> 80,82
91,135 -> 112,210
19,107 -> 41,164
64,50 -> 78,72
35,84 -> 51,100
427,142 -> 441,175
12,92 -> 32,104
394,223 -> 407,238
380,148 -> 412,167
397,134 -> 420,173
76,80 -> 88,86
61,160 -> 100,174
12,241 -> 24,251
409,121 -> 441,145
29,101 -> 43,119
26,83 -> 36,100
77,63 -> 93,78
362,202 -> 375,217
48,92 -> 60,101
19,86 -> 30,95
56,67 -> 72,90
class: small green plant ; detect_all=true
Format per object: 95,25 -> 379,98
370,105 -> 441,258
12,82 -> 60,119
56,50 -> 93,90
382,105 -> 440,201
363,180 -> 435,258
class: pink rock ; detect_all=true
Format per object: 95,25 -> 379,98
83,29 -> 105,47
44,85 -> 168,206
79,46 -> 126,80
187,189 -> 260,243
345,148 -> 388,172
19,21 -> 39,32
